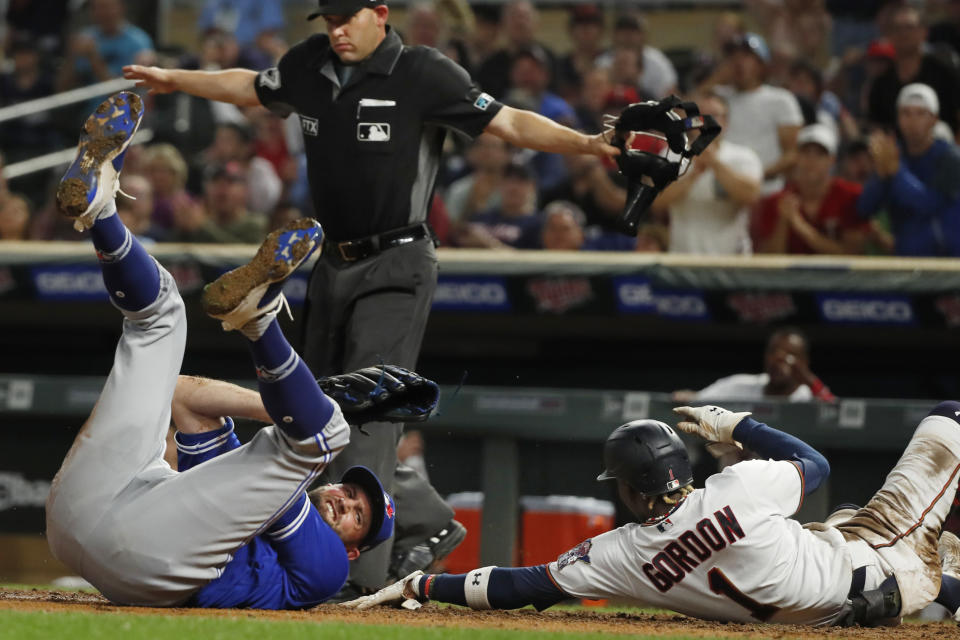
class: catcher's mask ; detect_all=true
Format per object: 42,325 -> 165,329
606,95 -> 721,236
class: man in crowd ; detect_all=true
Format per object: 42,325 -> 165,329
753,123 -> 866,255
57,0 -> 155,92
455,163 -> 542,249
868,5 -> 960,134
651,92 -> 762,255
859,83 -> 960,257
674,327 -> 835,404
700,32 -> 803,195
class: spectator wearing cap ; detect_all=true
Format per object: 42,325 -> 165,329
456,163 -> 542,249
171,162 -> 267,244
57,0 -> 155,93
476,0 -> 557,100
596,12 -> 677,99
556,5 -> 606,102
198,0 -> 286,68
652,93 -> 763,255
868,5 -> 960,133
504,46 -> 576,192
701,32 -> 803,195
859,83 -> 960,257
753,123 -> 867,254
197,122 -> 283,216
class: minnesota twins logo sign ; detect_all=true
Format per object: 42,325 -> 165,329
556,539 -> 592,570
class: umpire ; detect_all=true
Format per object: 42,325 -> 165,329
124,0 -> 619,595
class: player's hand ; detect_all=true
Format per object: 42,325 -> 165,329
340,571 -> 424,610
123,65 -> 178,95
673,405 -> 751,445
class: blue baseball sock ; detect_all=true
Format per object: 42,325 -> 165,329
936,574 -> 960,615
90,202 -> 160,311
247,321 -> 336,441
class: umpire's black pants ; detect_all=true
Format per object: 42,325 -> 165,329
302,237 -> 454,590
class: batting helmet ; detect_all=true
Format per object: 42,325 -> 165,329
597,420 -> 693,496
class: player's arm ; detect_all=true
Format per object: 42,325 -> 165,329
345,565 -> 570,611
731,417 -> 830,494
122,65 -> 261,107
264,495 -> 351,609
675,406 -> 830,495
485,106 -> 618,160
171,375 -> 271,434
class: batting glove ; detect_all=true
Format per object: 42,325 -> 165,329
673,405 -> 751,446
339,571 -> 424,610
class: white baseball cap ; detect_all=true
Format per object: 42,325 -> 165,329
796,123 -> 838,156
897,83 -> 939,116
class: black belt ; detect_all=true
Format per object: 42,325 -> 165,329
323,223 -> 433,263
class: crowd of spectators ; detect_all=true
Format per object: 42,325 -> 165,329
2,0 -> 960,256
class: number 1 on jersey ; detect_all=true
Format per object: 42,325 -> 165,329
707,567 -> 780,621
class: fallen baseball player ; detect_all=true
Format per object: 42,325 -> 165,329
344,406 -> 960,627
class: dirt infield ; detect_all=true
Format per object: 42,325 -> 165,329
2,588 -> 958,639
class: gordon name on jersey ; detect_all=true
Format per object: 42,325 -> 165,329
547,460 -> 853,626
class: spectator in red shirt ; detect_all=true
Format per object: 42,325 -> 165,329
752,123 -> 867,254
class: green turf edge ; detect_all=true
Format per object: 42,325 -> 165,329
0,609 -> 752,640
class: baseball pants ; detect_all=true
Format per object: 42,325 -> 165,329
46,264 -> 349,606
302,238 -> 454,590
818,402 -> 960,615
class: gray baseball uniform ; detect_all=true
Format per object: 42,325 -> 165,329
45,265 -> 350,606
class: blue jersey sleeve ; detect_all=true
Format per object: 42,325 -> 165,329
732,417 -> 830,495
263,495 -> 350,608
175,418 -> 242,472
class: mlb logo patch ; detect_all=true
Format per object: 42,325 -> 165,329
357,122 -> 391,141
473,92 -> 494,111
300,116 -> 319,136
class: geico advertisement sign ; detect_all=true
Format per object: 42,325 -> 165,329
32,266 -> 108,300
614,277 -> 709,320
817,295 -> 914,324
432,276 -> 510,311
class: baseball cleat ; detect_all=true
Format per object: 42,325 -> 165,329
56,91 -> 143,231
202,219 -> 323,332
941,531 -> 960,580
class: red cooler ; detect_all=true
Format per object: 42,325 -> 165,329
519,495 -> 615,566
443,492 -> 483,574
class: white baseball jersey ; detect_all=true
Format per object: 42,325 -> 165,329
547,460 -> 852,625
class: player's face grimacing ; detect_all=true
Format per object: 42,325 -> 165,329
311,482 -> 372,555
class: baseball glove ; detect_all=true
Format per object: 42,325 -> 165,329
317,365 -> 440,425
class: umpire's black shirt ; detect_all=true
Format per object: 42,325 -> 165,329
254,27 -> 504,242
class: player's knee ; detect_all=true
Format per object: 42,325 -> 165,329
927,401 -> 960,425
